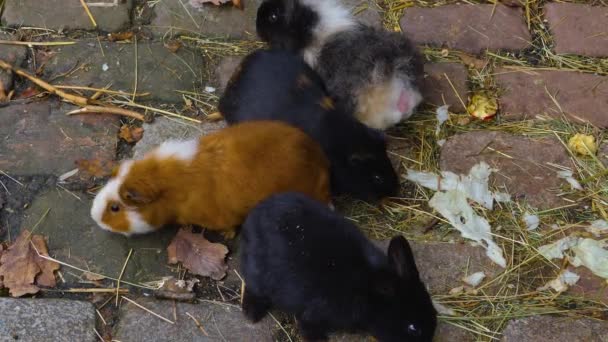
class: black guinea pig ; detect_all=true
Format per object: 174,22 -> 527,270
218,49 -> 399,201
256,0 -> 424,130
240,192 -> 437,341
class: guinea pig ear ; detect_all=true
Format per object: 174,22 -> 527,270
388,235 -> 420,282
119,185 -> 158,205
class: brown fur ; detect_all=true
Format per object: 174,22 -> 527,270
109,121 -> 331,236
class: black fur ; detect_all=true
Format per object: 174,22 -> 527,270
218,49 -> 399,201
256,0 -> 424,129
316,25 -> 424,119
256,0 -> 318,51
240,192 -> 437,341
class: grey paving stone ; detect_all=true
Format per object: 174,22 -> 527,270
545,3 -> 608,57
0,101 -> 118,177
501,315 -> 608,342
439,131 -> 575,209
496,68 -> 608,128
0,33 -> 27,94
133,117 -> 226,159
114,298 -> 277,341
2,0 -> 132,32
0,298 -> 96,342
400,4 -> 532,54
17,188 -> 175,284
40,40 -> 205,103
215,55 -> 244,92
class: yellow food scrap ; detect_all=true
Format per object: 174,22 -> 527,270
467,94 -> 498,120
568,134 -> 597,156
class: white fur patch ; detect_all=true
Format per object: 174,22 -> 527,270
90,178 -> 122,231
90,160 -> 154,235
301,0 -> 356,66
375,78 -> 423,129
153,139 -> 199,162
126,211 -> 156,235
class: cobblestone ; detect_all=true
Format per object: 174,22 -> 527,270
545,3 -> 608,57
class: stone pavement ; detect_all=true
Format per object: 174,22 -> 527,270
0,1 -> 607,341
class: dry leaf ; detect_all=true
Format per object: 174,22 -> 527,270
167,228 -> 229,280
0,230 -> 60,297
75,158 -> 114,178
154,276 -> 199,301
119,125 -> 144,143
82,272 -> 105,281
108,32 -> 134,42
17,87 -> 41,100
164,40 -> 182,53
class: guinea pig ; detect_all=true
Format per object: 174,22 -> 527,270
256,0 -> 424,130
218,49 -> 399,201
240,192 -> 437,341
90,121 -> 331,237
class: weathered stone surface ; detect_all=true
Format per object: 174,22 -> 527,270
501,316 -> 608,342
2,0 -> 132,32
343,0 -> 383,28
114,298 -> 277,341
17,189 -> 175,284
148,0 -> 263,39
133,117 -> 226,159
496,68 -> 608,128
545,3 -> 608,57
0,298 -> 96,342
0,101 -> 118,176
400,5 -> 532,54
373,240 -> 501,294
215,56 -> 244,92
421,63 -> 469,112
567,267 -> 608,305
0,33 -> 27,94
40,41 -> 205,103
440,131 -> 574,209
331,322 -> 476,342
439,131 -> 574,209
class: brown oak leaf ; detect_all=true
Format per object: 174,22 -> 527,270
119,125 -> 144,143
75,158 -> 114,178
0,230 -> 60,297
167,228 -> 229,280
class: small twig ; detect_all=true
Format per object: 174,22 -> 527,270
443,73 -> 467,111
54,85 -> 149,97
66,106 -> 145,121
269,313 -> 294,342
422,218 -> 440,234
93,328 -> 105,342
79,0 -> 98,28
132,36 -> 138,103
0,40 -> 77,46
186,312 -> 209,336
0,170 -> 24,186
122,297 -> 175,324
40,288 -> 129,294
0,59 -> 89,106
96,309 -> 108,325
113,101 -> 201,123
116,249 -> 134,307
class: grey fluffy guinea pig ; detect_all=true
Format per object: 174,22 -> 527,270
256,0 -> 425,130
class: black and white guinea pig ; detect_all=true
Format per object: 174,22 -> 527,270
256,0 -> 424,130
240,192 -> 437,341
218,49 -> 399,201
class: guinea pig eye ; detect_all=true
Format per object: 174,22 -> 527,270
268,12 -> 279,23
407,323 -> 421,337
372,174 -> 384,185
110,204 -> 120,213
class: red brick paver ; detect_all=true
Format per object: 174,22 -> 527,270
440,131 -> 574,209
400,4 -> 532,54
421,63 -> 469,113
545,3 -> 608,57
0,102 -> 118,176
496,68 -> 608,128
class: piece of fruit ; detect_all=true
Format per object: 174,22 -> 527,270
568,134 -> 597,156
467,93 -> 498,121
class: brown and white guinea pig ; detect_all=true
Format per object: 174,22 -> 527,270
256,0 -> 424,130
90,121 -> 332,237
